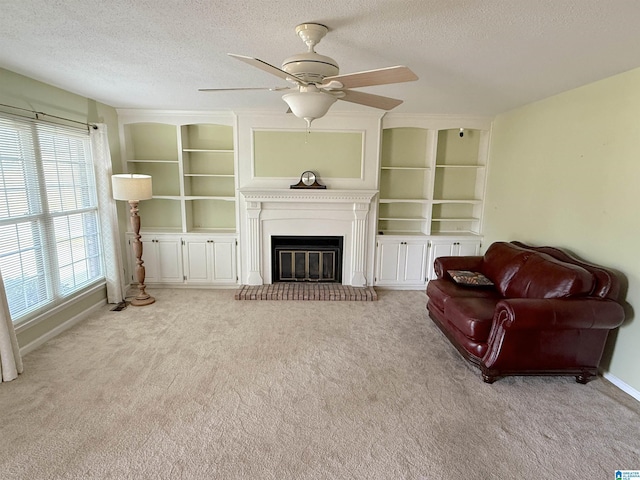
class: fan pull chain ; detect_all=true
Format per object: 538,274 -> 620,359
305,118 -> 312,139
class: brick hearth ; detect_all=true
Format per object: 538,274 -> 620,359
234,284 -> 377,301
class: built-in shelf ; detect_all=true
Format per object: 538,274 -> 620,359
182,148 -> 233,153
379,217 -> 429,221
377,125 -> 489,236
184,196 -> 236,201
184,174 -> 234,177
119,117 -> 237,233
377,230 -> 427,236
381,166 -> 430,170
127,159 -> 179,163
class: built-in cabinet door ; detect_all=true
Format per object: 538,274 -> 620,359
129,234 -> 183,284
427,240 -> 457,280
427,238 -> 481,280
456,240 -> 481,257
183,238 -> 211,284
182,236 -> 237,284
154,236 -> 183,283
212,238 -> 237,284
376,240 -> 403,284
375,237 -> 428,287
402,241 -> 428,283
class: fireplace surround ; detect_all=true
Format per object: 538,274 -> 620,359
239,189 -> 378,286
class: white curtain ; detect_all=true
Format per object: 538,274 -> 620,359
91,124 -> 126,304
0,270 -> 22,382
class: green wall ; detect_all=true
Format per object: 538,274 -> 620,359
485,67 -> 640,393
253,130 -> 362,178
0,67 -> 121,349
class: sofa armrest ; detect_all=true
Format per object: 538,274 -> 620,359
482,298 -> 625,378
494,298 -> 625,331
433,256 -> 484,279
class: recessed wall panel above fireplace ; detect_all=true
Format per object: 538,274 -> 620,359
253,130 -> 363,179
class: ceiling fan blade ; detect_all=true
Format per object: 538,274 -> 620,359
198,86 -> 291,92
324,66 -> 417,89
338,90 -> 404,110
228,53 -> 308,86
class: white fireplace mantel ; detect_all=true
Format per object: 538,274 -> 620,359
239,189 -> 378,286
240,189 -> 378,204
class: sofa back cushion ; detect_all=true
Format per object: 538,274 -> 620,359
482,242 -> 530,296
511,241 -> 620,300
504,251 -> 595,299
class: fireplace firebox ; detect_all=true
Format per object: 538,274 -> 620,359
271,236 -> 343,283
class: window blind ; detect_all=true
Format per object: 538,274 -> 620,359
0,115 -> 104,322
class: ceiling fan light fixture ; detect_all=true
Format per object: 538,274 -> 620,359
204,24 -> 418,125
281,52 -> 339,83
282,91 -> 337,127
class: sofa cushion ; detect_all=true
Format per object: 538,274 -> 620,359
481,242 -> 530,296
444,297 -> 499,342
427,279 -> 500,313
504,251 -> 595,299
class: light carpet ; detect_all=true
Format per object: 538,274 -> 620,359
0,289 -> 638,479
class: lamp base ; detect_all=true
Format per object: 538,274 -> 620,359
130,294 -> 155,307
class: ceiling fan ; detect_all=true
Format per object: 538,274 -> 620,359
200,23 -> 418,127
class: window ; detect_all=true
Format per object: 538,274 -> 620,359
0,115 -> 104,323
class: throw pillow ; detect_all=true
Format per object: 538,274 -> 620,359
448,270 -> 494,287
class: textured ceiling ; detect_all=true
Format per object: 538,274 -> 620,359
2,0 -> 640,116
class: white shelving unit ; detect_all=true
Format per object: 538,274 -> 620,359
119,114 -> 238,234
180,123 -> 237,233
377,124 -> 489,236
117,111 -> 491,289
377,127 -> 433,236
431,128 -> 488,235
118,111 -> 240,286
374,116 -> 491,286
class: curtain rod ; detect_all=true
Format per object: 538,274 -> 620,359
0,103 -> 98,130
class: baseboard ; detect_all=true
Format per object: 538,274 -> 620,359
601,371 -> 640,402
19,299 -> 107,356
374,285 -> 426,291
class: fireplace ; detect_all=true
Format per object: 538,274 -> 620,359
239,189 -> 377,286
272,236 -> 343,283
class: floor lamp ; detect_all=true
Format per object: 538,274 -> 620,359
112,174 -> 155,306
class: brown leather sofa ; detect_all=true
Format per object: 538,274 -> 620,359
426,241 -> 625,383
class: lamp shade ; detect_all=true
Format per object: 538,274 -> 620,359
282,91 -> 337,127
111,174 -> 153,201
